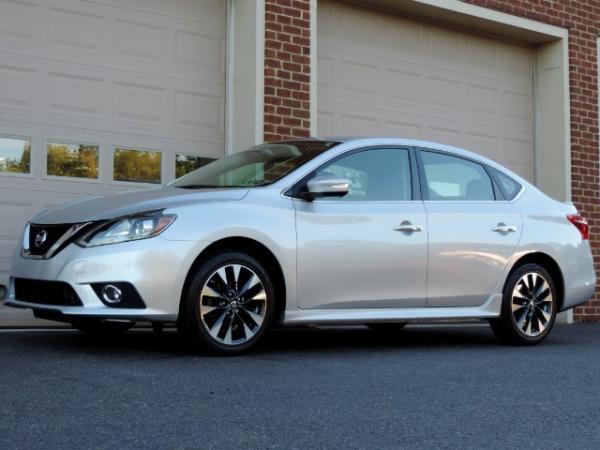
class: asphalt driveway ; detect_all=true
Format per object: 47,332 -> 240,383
0,323 -> 599,449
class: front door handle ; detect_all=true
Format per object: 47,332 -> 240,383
492,223 -> 517,233
394,222 -> 423,233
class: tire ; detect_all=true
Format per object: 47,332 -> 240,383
72,319 -> 134,337
365,323 -> 407,333
179,251 -> 275,355
490,263 -> 557,346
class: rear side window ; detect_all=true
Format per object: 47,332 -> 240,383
420,151 -> 495,201
490,168 -> 522,200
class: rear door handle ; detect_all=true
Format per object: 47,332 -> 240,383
492,223 -> 517,233
394,223 -> 423,233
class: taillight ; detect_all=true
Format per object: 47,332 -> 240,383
567,214 -> 589,240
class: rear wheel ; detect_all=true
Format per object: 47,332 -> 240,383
72,319 -> 134,337
365,323 -> 407,333
179,251 -> 275,355
490,263 -> 557,345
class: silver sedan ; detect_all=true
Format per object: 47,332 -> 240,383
4,138 -> 597,354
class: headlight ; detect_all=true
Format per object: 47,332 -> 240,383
77,212 -> 176,247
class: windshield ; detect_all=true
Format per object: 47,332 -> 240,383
169,141 -> 338,189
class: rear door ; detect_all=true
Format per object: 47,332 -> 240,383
417,149 -> 522,307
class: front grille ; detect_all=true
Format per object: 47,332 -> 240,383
14,278 -> 83,306
28,223 -> 73,256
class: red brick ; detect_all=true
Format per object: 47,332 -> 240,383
265,0 -> 311,142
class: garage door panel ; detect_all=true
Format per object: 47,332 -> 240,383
465,36 -> 498,72
175,29 -> 226,74
175,91 -> 224,133
425,27 -> 461,64
114,18 -> 166,62
48,4 -> 106,53
383,16 -> 420,55
466,84 -> 498,115
0,0 -> 42,43
0,62 -> 38,110
318,0 -> 534,181
384,68 -> 422,103
112,82 -> 167,125
383,120 -> 423,140
47,72 -> 104,117
341,59 -> 379,95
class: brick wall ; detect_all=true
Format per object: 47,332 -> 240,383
264,0 -> 312,142
460,1 -> 600,320
263,0 -> 600,320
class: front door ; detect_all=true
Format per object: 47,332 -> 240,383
294,147 -> 428,309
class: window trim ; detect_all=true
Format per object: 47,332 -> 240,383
286,145 -> 420,202
415,148 -> 499,202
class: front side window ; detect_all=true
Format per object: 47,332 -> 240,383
421,151 -> 494,201
315,148 -> 412,201
47,142 -> 99,179
0,137 -> 31,174
170,141 -> 338,189
114,148 -> 162,184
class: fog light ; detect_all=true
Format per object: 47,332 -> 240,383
101,285 -> 122,304
91,282 -> 146,308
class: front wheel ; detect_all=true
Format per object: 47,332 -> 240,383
490,263 -> 557,345
179,252 -> 275,355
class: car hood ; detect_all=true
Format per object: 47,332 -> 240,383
31,187 -> 250,225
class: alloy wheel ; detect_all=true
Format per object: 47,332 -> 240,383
199,263 -> 268,346
511,272 -> 554,337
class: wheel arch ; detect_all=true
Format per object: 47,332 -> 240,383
505,252 -> 565,310
179,237 -> 287,325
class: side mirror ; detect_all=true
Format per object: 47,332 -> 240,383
0,284 -> 7,301
303,175 -> 350,201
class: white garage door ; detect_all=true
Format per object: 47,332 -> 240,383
0,0 -> 226,320
317,0 -> 534,181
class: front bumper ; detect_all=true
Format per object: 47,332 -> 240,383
5,237 -> 206,322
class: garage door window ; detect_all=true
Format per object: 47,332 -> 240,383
47,143 -> 99,179
175,154 -> 216,178
114,148 -> 161,184
0,137 -> 31,174
421,151 -> 494,201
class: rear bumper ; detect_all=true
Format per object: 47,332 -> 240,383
562,279 -> 597,311
561,242 -> 597,311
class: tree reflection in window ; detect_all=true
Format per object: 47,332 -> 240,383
47,143 -> 99,179
0,137 -> 31,174
175,154 -> 216,179
114,148 -> 162,184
